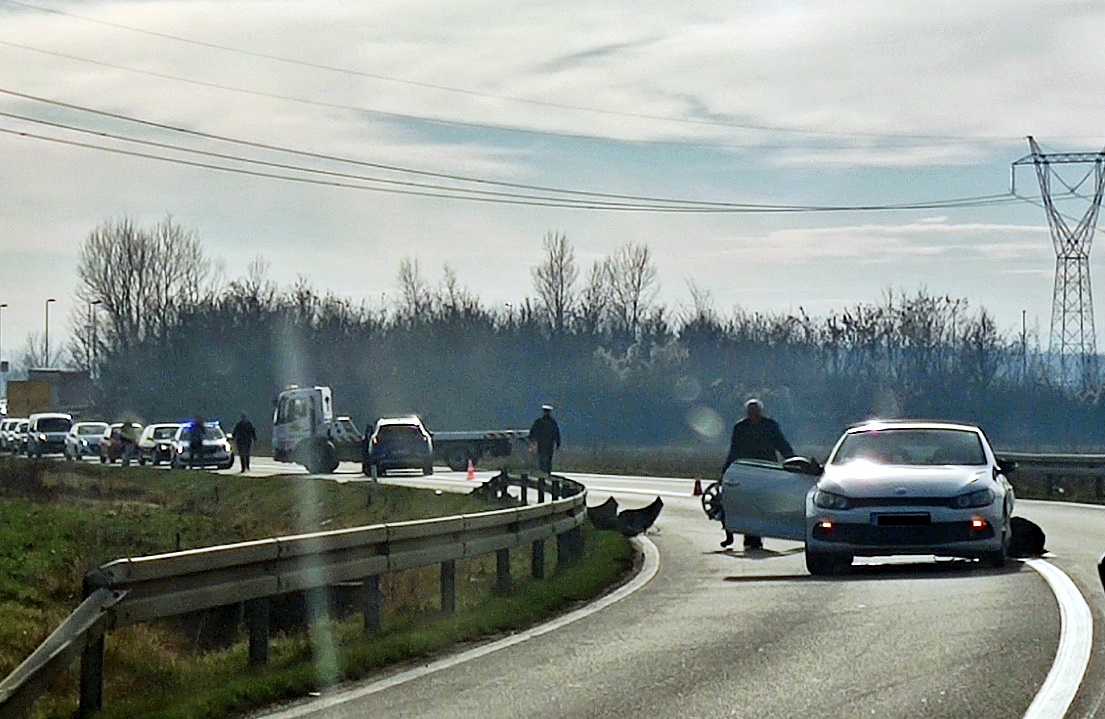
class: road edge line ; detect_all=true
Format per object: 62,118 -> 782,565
261,534 -> 662,718
1023,559 -> 1094,719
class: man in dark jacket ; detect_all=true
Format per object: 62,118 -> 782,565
189,415 -> 206,469
720,399 -> 794,550
529,404 -> 561,474
231,412 -> 257,472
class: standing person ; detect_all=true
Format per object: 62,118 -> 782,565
719,399 -> 795,550
119,422 -> 139,467
231,412 -> 257,472
529,404 -> 561,475
189,415 -> 206,470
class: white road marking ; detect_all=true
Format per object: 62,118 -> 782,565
1022,559 -> 1094,719
261,536 -> 661,719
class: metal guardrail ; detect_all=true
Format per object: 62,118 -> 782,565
0,472 -> 586,718
997,451 -> 1105,499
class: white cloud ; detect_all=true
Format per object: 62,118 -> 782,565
1,0 -> 1101,351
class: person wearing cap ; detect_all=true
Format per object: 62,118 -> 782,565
529,404 -> 561,474
719,399 -> 794,550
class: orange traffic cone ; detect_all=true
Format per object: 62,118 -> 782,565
466,459 -> 476,481
693,478 -> 703,496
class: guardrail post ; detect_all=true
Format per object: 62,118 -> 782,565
496,549 -> 511,593
519,473 -> 528,506
1096,475 -> 1104,500
306,587 -> 328,625
245,597 -> 270,666
570,525 -> 585,563
1046,474 -> 1058,495
78,573 -> 105,718
78,634 -> 105,719
537,476 -> 546,503
363,575 -> 381,632
531,538 -> 545,579
551,479 -> 561,500
440,560 -> 457,614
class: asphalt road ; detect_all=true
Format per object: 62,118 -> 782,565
224,459 -> 1101,719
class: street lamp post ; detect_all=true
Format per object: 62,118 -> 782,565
44,298 -> 56,369
0,302 -> 7,398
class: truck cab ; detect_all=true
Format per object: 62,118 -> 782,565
272,386 -> 356,473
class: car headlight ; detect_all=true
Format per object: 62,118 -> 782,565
953,488 -> 995,509
813,489 -> 851,510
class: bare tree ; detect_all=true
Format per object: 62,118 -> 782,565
577,259 -> 612,335
531,231 -> 578,336
73,215 -> 212,353
396,257 -> 431,322
607,243 -> 659,339
19,331 -> 65,370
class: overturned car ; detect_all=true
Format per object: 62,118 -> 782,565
703,420 -> 1016,575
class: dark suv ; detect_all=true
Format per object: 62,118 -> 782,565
364,416 -> 433,477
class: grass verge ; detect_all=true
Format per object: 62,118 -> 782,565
96,525 -> 631,719
0,457 -> 635,719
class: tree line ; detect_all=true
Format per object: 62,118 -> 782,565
31,217 -> 1105,451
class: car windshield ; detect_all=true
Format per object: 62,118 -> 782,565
179,425 -> 225,441
831,428 -> 986,466
377,425 -> 424,441
37,418 -> 71,433
78,424 -> 108,435
152,426 -> 178,439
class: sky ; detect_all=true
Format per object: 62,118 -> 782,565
2,0 -> 1105,365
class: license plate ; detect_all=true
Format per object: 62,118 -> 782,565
873,513 -> 931,526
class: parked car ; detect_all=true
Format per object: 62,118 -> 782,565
137,423 -> 182,466
364,415 -> 434,476
12,420 -> 29,455
26,412 -> 73,458
100,422 -> 143,464
711,419 -> 1015,575
0,418 -> 26,452
170,422 -> 233,470
64,421 -> 110,461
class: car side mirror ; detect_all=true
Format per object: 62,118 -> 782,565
782,456 -> 823,476
996,458 -> 1017,476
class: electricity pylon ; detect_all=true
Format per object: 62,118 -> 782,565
1013,136 -> 1105,388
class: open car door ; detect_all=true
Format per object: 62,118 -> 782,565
720,459 -> 819,541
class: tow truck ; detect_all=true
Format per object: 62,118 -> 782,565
271,385 -> 530,474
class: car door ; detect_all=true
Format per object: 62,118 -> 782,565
720,460 -> 819,541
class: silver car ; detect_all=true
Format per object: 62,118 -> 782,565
64,421 -> 110,460
713,420 -> 1015,575
137,423 -> 182,466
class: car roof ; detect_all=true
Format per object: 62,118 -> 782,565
376,415 -> 424,426
845,419 -> 983,433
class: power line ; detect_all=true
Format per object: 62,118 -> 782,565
0,88 -> 1023,213
1,119 -> 1025,213
0,0 -> 1025,144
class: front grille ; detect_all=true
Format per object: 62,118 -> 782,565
847,496 -> 957,508
813,521 -> 994,545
